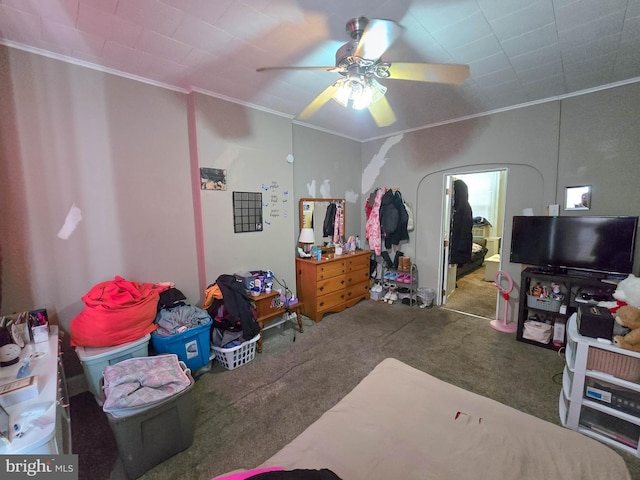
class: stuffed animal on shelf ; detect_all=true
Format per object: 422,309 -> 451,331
599,273 -> 640,312
613,305 -> 640,352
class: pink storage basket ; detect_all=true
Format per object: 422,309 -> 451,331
587,347 -> 640,382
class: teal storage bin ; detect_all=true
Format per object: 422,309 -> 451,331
151,321 -> 212,371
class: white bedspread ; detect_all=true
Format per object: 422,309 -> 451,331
256,358 -> 631,480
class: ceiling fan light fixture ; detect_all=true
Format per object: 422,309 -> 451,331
334,77 -> 386,110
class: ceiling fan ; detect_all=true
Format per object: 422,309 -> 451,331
256,17 -> 469,128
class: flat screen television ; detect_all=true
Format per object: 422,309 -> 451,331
510,216 -> 638,275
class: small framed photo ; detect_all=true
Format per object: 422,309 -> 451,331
200,168 -> 227,190
565,185 -> 591,211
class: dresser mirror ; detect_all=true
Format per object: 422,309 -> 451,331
299,198 -> 345,246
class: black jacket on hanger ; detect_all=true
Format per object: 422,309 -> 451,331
385,190 -> 410,248
450,179 -> 473,265
323,203 -> 337,238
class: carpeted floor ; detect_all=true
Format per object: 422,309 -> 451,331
443,265 -> 497,318
69,298 -> 640,480
70,392 -> 118,479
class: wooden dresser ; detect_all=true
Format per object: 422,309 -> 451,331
296,250 -> 370,322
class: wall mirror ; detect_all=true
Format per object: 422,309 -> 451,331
299,198 -> 345,246
565,185 -> 591,211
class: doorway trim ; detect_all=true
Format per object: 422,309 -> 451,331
438,168 -> 508,318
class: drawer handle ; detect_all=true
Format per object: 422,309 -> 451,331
319,301 -> 324,307
341,279 -> 345,285
319,286 -> 324,292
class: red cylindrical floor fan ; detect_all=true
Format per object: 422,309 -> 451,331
490,270 -> 517,333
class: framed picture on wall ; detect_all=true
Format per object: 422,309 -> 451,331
200,168 -> 227,190
565,185 -> 591,211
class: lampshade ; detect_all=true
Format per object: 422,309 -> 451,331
298,228 -> 315,244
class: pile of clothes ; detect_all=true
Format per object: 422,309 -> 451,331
204,274 -> 260,348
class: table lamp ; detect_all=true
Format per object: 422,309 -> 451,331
298,228 -> 315,254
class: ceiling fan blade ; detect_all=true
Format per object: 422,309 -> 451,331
387,62 -> 470,84
354,19 -> 404,61
367,96 -> 396,128
298,83 -> 340,120
257,65 -> 342,73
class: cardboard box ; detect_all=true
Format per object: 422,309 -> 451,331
578,304 -> 614,339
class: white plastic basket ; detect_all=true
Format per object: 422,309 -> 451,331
211,334 -> 260,370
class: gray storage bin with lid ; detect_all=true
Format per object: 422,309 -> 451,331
104,370 -> 195,479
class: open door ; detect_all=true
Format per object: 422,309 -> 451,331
440,169 -> 507,318
440,175 -> 457,305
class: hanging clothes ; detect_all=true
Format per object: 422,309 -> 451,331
365,188 -> 386,256
379,189 -> 399,243
450,179 -> 474,265
384,190 -> 410,248
214,274 -> 260,340
333,203 -> 344,243
323,203 -> 337,238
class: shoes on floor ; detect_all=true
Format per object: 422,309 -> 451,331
388,292 -> 398,304
384,271 -> 398,281
383,291 -> 393,302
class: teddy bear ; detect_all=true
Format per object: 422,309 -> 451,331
598,274 -> 640,312
613,305 -> 640,352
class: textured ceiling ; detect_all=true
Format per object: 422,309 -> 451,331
1,0 -> 639,141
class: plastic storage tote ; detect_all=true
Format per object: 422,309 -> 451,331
151,320 -> 212,371
105,369 -> 195,479
75,334 -> 150,403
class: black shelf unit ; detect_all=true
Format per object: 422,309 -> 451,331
517,267 -> 616,350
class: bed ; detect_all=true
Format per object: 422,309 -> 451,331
218,358 -> 631,480
456,236 -> 489,279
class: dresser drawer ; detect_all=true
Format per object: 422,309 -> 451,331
346,282 -> 370,300
345,266 -> 369,287
347,255 -> 369,272
316,261 -> 346,280
317,290 -> 347,312
317,275 -> 346,296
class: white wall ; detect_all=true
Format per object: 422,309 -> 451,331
292,124 -> 362,240
193,93 -> 296,295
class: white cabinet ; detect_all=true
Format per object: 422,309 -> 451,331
0,326 -> 71,454
485,237 -> 501,257
560,314 -> 640,456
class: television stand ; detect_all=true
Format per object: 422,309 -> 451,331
517,267 -> 616,351
565,269 -> 606,280
531,266 -> 568,275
